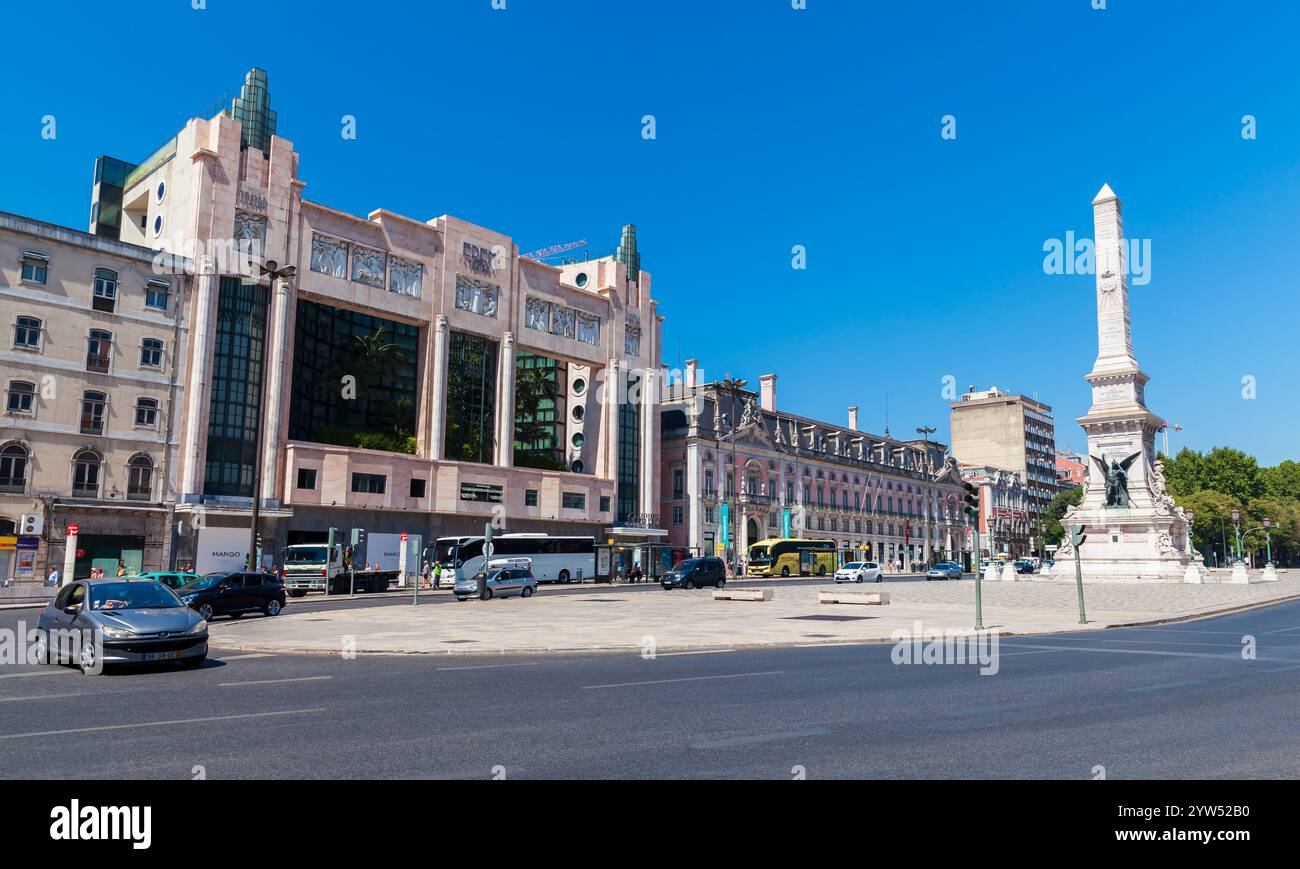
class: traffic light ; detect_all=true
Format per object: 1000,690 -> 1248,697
351,528 -> 366,548
1070,524 -> 1086,547
962,482 -> 980,518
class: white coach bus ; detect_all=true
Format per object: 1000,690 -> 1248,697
431,534 -> 595,584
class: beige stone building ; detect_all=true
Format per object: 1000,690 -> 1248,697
68,68 -> 663,576
949,385 -> 1058,557
0,212 -> 190,585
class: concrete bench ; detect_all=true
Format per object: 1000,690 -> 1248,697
713,588 -> 773,602
817,590 -> 890,606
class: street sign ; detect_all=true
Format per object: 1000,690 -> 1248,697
400,532 -> 408,542
67,524 -> 79,536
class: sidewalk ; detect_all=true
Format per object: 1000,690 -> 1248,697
206,573 -> 1300,657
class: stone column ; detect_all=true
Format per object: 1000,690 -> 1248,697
181,257 -> 218,497
428,315 -> 450,461
259,275 -> 293,502
639,365 -> 656,521
495,331 -> 515,467
686,441 -> 701,552
604,359 -> 620,511
62,525 -> 77,585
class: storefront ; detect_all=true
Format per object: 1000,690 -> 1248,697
594,525 -> 671,582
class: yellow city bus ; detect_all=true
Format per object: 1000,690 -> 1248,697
747,538 -> 838,577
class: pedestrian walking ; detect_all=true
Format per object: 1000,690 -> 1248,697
432,560 -> 443,589
46,567 -> 60,587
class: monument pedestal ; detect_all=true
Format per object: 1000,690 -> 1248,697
1229,562 -> 1250,584
1067,506 -> 1190,583
1263,563 -> 1280,582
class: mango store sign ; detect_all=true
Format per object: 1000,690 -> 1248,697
196,528 -> 249,575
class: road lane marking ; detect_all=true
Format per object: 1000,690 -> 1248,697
0,692 -> 95,703
216,653 -> 276,661
692,727 -> 830,749
218,676 -> 333,687
1124,679 -> 1204,693
436,662 -> 539,671
0,670 -> 70,679
0,708 -> 327,740
581,670 -> 784,690
1000,643 -> 1240,660
653,649 -> 736,657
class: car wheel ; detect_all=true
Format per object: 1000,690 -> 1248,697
684,579 -> 695,590
480,587 -> 493,601
855,575 -> 864,583
197,603 -> 214,621
716,578 -> 726,589
780,566 -> 790,577
522,586 -> 534,598
876,574 -> 883,583
264,599 -> 282,617
557,570 -> 570,584
179,654 -> 206,669
79,640 -> 100,676
34,630 -> 49,665
456,596 -> 467,602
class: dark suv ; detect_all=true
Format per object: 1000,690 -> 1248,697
660,557 -> 727,590
178,571 -> 287,620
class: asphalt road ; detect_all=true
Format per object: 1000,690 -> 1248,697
2,595 -> 1297,779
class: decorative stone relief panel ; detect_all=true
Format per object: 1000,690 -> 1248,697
624,325 -> 641,356
310,232 -> 349,278
551,306 -> 576,339
576,312 -> 601,346
234,211 -> 266,254
455,275 -> 498,317
351,246 -> 386,288
524,297 -> 551,332
388,256 -> 422,297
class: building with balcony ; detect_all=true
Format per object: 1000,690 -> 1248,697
958,464 -> 1032,560
0,211 -> 191,585
661,362 -> 973,572
6,68 -> 664,580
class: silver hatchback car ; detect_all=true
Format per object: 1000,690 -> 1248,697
455,559 -> 539,601
36,579 -> 209,674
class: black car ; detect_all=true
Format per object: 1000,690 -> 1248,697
660,557 -> 727,589
178,571 -> 287,620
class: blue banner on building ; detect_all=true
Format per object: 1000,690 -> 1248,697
782,509 -> 791,538
719,502 -> 730,548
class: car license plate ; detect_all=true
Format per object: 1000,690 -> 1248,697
144,650 -> 182,661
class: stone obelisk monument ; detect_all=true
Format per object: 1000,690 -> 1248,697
1055,184 -> 1197,582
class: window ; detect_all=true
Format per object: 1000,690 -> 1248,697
703,468 -> 714,495
127,455 -> 154,501
672,505 -> 683,525
296,468 -> 318,490
21,252 -> 48,284
444,331 -> 498,464
80,391 -> 106,435
562,491 -> 585,510
92,268 -> 118,312
599,495 -> 611,513
73,450 -> 101,495
86,330 -> 112,373
524,489 -> 538,507
6,381 -> 34,414
13,316 -> 41,350
0,444 -> 28,493
140,338 -> 164,369
145,280 -> 169,310
409,478 -> 426,499
351,472 -> 386,495
134,397 -> 159,428
672,468 -> 684,499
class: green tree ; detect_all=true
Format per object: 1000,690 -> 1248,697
1160,447 -> 1204,497
1260,460 -> 1300,501
1175,490 -> 1242,561
1199,447 -> 1262,501
1043,486 -> 1083,546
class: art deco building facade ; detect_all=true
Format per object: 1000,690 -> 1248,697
661,363 -> 973,571
4,69 -> 663,581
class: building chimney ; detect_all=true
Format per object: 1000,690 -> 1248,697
685,359 -> 698,389
848,406 -> 859,431
759,374 -> 777,412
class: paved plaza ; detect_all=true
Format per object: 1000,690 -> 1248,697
206,572 -> 1300,656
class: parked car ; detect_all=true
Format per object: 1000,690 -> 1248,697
132,571 -> 199,590
177,571 -> 286,620
926,561 -> 964,581
834,561 -> 883,583
35,579 -> 208,674
660,557 -> 727,589
1014,558 -> 1037,575
455,558 -> 538,601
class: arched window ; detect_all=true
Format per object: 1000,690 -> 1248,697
127,455 -> 154,501
73,449 -> 101,495
140,338 -> 164,369
80,391 -> 107,435
86,329 -> 112,373
0,443 -> 28,493
92,268 -> 118,312
134,397 -> 159,428
13,315 -> 42,350
5,381 -> 35,414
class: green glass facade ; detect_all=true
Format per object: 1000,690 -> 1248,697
444,331 -> 497,464
618,373 -> 641,521
289,299 -> 419,451
514,352 -> 567,470
204,278 -> 268,497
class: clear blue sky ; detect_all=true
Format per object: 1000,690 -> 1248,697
4,0 -> 1297,464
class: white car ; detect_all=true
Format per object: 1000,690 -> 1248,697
834,561 -> 882,583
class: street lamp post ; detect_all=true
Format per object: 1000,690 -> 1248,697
720,375 -> 747,576
1230,507 -> 1244,566
248,260 -> 296,572
916,426 -> 935,567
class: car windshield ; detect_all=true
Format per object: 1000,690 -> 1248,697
670,560 -> 700,573
285,547 -> 328,564
182,574 -> 226,590
842,562 -> 862,569
89,582 -> 183,611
